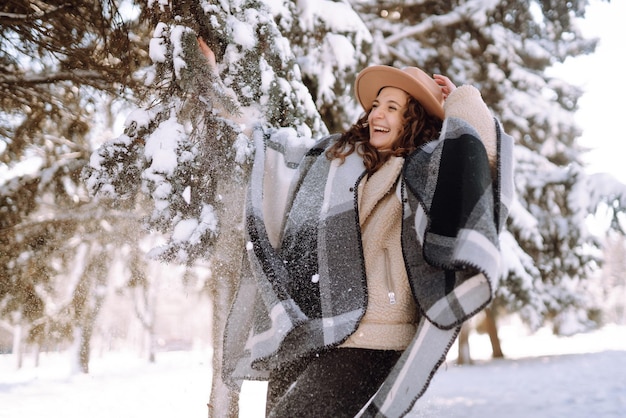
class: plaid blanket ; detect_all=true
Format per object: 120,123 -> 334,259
223,117 -> 515,417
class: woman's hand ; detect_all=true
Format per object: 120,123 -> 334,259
433,74 -> 456,100
198,37 -> 220,76
196,37 -> 260,136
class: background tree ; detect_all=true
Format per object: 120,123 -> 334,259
0,0 -> 152,371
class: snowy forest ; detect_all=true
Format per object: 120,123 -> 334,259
1,0 -> 626,417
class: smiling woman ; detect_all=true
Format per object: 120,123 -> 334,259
195,35 -> 514,418
211,63 -> 515,418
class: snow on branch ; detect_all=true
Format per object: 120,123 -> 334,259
0,3 -> 73,25
384,0 -> 500,45
0,70 -> 111,86
578,172 -> 626,215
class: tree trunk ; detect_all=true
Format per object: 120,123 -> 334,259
72,248 -> 108,375
208,277 -> 240,418
34,343 -> 41,368
132,272 -> 158,364
484,307 -> 504,358
79,321 -> 93,374
147,327 -> 157,363
208,178 -> 247,418
76,290 -> 106,374
146,281 -> 157,363
12,320 -> 24,370
70,327 -> 84,374
456,322 -> 472,365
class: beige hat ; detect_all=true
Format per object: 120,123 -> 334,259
355,65 -> 444,120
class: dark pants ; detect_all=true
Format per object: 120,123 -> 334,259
266,348 -> 402,418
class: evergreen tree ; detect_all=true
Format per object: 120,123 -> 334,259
0,0 -> 151,370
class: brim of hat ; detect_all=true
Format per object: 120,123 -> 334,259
355,66 -> 444,120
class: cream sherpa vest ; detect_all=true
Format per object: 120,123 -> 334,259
341,156 -> 418,350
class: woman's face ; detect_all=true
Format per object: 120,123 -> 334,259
367,87 -> 409,151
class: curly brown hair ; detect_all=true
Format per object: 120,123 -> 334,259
326,96 -> 442,174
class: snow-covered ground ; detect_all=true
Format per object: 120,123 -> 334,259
1,324 -> 625,418
414,323 -> 626,418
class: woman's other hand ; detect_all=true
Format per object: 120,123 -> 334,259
433,74 -> 456,100
196,37 -> 260,135
198,37 -> 219,76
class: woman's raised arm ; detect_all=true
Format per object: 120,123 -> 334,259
197,37 -> 260,137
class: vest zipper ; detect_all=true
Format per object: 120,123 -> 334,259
383,248 -> 396,305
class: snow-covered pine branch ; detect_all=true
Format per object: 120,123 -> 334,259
385,0 -> 500,46
0,70 -> 112,86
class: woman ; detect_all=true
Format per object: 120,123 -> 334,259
209,43 -> 515,417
